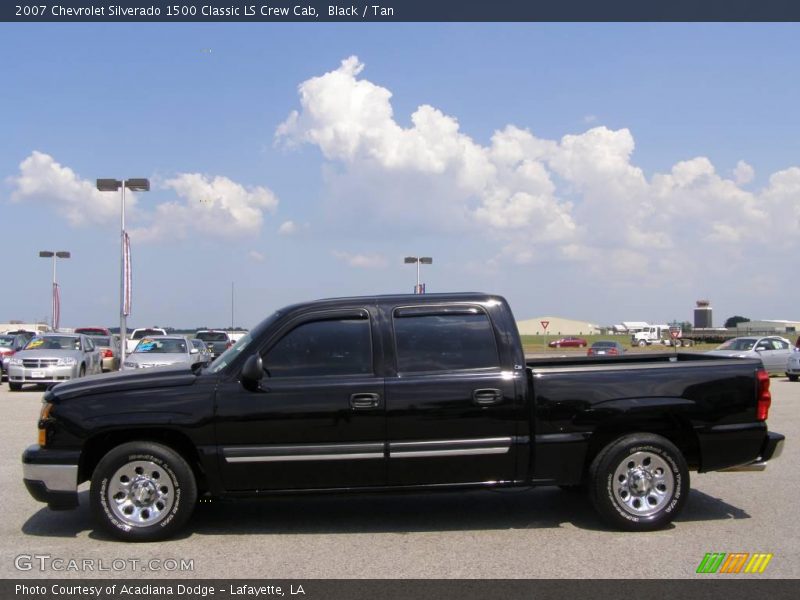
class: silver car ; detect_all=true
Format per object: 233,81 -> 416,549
787,352 -> 800,382
191,338 -> 213,366
122,335 -> 205,371
6,333 -> 102,391
707,336 -> 794,375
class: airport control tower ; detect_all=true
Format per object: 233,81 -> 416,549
694,300 -> 712,328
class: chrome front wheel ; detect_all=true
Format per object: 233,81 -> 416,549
107,460 -> 176,528
91,441 -> 197,542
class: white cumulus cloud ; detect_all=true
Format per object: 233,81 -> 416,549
8,151 -> 138,225
7,152 -> 279,242
278,220 -> 298,235
332,250 -> 387,269
276,56 -> 800,277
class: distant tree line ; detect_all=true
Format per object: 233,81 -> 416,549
108,326 -> 248,335
724,316 -> 750,328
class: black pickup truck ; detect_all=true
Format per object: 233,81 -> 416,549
22,293 -> 784,542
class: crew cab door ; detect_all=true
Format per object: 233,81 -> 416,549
384,304 -> 519,486
214,307 -> 386,491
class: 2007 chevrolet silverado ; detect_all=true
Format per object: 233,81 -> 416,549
22,293 -> 784,542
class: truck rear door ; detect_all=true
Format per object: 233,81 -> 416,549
383,304 -> 520,486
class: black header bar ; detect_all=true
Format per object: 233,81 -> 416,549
4,1 -> 800,23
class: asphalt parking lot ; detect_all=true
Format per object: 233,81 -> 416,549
1,378 -> 797,580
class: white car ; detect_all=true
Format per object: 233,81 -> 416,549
707,336 -> 794,375
126,327 -> 167,354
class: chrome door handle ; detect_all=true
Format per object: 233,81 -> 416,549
472,388 -> 502,406
350,393 -> 381,409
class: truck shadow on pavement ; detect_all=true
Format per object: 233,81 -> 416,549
21,487 -> 749,540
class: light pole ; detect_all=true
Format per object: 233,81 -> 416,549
38,250 -> 70,329
96,178 -> 150,364
404,256 -> 433,294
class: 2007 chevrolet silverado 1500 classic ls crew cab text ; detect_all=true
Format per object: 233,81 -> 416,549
22,293 -> 785,542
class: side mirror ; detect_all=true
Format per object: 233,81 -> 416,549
241,354 -> 264,386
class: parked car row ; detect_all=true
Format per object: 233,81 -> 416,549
0,327 -> 246,391
584,336 -> 799,379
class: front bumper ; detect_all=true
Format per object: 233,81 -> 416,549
22,445 -> 80,510
721,432 -> 785,472
8,364 -> 76,385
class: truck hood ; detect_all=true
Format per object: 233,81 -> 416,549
47,365 -> 199,401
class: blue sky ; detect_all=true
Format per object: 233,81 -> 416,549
2,23 -> 799,329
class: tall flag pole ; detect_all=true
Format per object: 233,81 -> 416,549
52,282 -> 61,330
123,231 -> 132,316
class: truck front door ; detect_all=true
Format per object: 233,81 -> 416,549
214,308 -> 386,491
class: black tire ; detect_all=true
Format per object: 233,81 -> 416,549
788,375 -> 798,382
90,441 -> 197,542
9,382 -> 21,392
78,365 -> 86,378
589,433 -> 689,531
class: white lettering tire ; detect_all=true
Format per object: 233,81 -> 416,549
90,441 -> 197,542
589,433 -> 689,531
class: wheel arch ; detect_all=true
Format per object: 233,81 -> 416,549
584,412 -> 700,473
79,428 -> 207,492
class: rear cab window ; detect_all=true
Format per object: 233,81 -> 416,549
392,306 -> 500,373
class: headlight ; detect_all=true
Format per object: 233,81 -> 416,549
9,358 -> 23,366
56,357 -> 77,366
123,361 -> 138,369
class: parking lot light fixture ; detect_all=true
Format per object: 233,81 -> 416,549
96,177 -> 150,364
404,256 -> 433,294
38,250 -> 70,329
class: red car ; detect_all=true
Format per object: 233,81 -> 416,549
548,336 -> 588,348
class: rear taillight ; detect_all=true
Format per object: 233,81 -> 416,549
226,341 -> 233,349
102,349 -> 113,358
609,349 -> 618,355
756,369 -> 771,421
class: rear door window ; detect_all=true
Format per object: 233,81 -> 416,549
392,308 -> 500,372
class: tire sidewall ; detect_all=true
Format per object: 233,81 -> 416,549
592,435 -> 689,531
91,442 -> 196,542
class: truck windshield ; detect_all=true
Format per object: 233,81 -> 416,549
206,311 -> 280,374
716,338 -> 756,351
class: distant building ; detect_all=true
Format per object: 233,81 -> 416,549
735,320 -> 800,334
0,322 -> 51,334
694,300 -> 712,328
618,321 -> 649,333
516,316 -> 600,336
